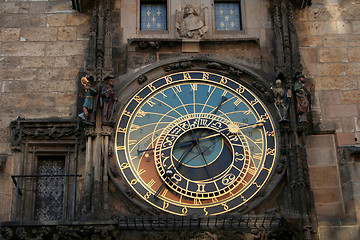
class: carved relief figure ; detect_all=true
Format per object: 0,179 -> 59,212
271,79 -> 289,120
100,76 -> 117,126
78,76 -> 98,125
294,74 -> 311,123
176,4 -> 208,39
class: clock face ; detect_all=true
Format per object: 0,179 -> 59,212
115,71 -> 278,216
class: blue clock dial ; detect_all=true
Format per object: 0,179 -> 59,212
115,71 -> 278,216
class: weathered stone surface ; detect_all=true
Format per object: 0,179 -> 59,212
315,76 -> 357,91
324,104 -> 358,118
348,47 -> 360,62
318,225 -> 359,240
21,27 -> 58,41
319,47 -> 348,63
309,166 -> 341,188
313,187 -> 343,203
315,203 -> 345,219
2,42 -> 46,56
318,63 -> 346,76
0,28 -> 20,42
2,14 -> 46,28
336,132 -> 356,145
45,41 -> 87,56
46,13 -> 69,26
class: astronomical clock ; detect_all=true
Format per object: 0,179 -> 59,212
115,70 -> 279,216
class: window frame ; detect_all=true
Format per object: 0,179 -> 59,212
213,0 -> 245,34
139,0 -> 169,34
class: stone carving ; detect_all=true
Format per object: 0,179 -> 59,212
293,73 -> 312,123
138,75 -> 148,84
164,61 -> 194,72
206,62 -> 225,70
176,4 -> 208,39
271,79 -> 289,120
229,67 -> 243,77
100,76 -> 117,126
78,76 -> 98,125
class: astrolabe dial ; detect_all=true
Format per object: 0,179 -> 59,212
115,71 -> 278,216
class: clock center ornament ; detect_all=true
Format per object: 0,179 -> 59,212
115,71 -> 278,216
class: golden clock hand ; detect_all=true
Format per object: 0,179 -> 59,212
227,120 -> 265,134
155,141 -> 196,199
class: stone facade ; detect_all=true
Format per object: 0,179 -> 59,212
0,0 -> 359,239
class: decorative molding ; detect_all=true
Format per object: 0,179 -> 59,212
10,117 -> 82,151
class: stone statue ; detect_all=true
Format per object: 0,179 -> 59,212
100,76 -> 117,126
294,73 -> 312,123
271,79 -> 289,120
78,76 -> 98,125
176,4 -> 208,39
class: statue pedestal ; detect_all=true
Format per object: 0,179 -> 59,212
181,40 -> 200,53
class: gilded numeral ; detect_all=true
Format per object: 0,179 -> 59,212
183,72 -> 191,80
123,110 -> 132,117
203,72 -> 209,80
222,90 -> 227,96
147,179 -> 156,188
147,100 -> 155,107
204,208 -> 208,216
260,113 -> 269,121
197,183 -> 206,193
128,140 -> 137,146
163,201 -> 169,209
234,98 -> 242,106
266,131 -> 275,137
144,192 -> 152,199
120,162 -> 129,169
253,153 -> 262,160
174,85 -> 182,93
220,76 -> 228,85
160,91 -> 167,98
117,146 -> 125,151
250,99 -> 259,106
194,198 -> 202,205
248,166 -> 257,175
211,198 -> 219,203
164,76 -> 173,84
138,169 -> 146,175
136,109 -> 147,118
266,148 -> 275,155
134,96 -> 143,103
161,189 -> 168,197
236,86 -> 245,94
255,138 -> 263,144
190,83 -> 197,91
130,124 -> 140,132
117,127 -> 126,133
182,207 -> 188,215
222,203 -> 229,211
148,83 -> 156,92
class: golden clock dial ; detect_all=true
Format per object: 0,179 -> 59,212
115,71 -> 278,216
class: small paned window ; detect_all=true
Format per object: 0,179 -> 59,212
214,1 -> 242,31
140,1 -> 167,31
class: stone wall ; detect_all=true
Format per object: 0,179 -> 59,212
0,0 -> 91,221
295,0 -> 360,239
